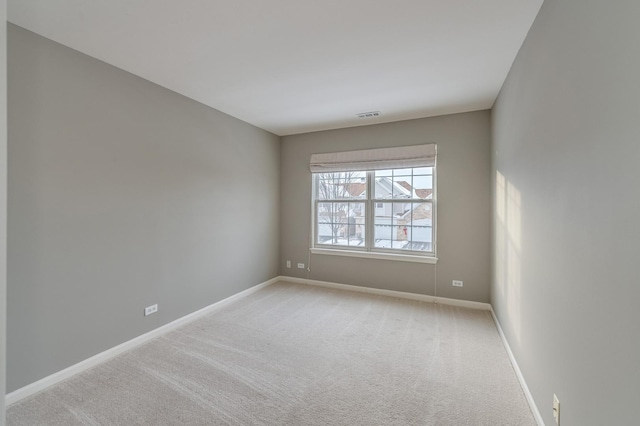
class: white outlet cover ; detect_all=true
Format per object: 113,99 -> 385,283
452,280 -> 464,287
297,263 -> 305,269
144,304 -> 158,316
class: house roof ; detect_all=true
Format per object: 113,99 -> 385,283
380,179 -> 432,199
415,189 -> 433,199
342,183 -> 367,198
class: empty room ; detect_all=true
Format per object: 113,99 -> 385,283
0,0 -> 638,425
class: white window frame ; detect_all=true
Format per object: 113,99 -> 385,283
311,167 -> 437,264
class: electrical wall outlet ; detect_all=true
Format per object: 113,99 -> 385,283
553,394 -> 560,424
452,280 -> 464,287
286,260 -> 291,268
297,263 -> 305,269
144,304 -> 158,316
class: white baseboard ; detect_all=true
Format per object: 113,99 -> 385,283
490,307 -> 545,426
8,274 -> 529,423
6,276 -> 280,406
280,276 -> 491,311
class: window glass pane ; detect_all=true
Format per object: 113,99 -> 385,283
374,175 -> 392,199
406,226 -> 432,252
395,202 -> 412,216
375,168 -> 432,200
317,172 -> 366,200
373,201 -> 433,251
317,202 -> 332,221
347,202 -> 366,246
316,177 -> 333,200
374,202 -> 393,221
392,168 -> 412,176
412,175 -> 433,198
376,175 -> 410,199
374,202 -> 413,221
316,202 -> 333,244
374,202 -> 394,248
317,201 -> 366,247
413,167 -> 432,176
408,202 -> 432,225
405,202 -> 433,252
332,202 -> 349,224
341,178 -> 367,199
392,225 -> 407,249
392,176 -> 413,199
374,235 -> 392,249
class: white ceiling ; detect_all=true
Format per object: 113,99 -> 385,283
8,0 -> 543,136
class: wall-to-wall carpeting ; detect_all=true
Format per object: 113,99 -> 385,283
8,282 -> 534,425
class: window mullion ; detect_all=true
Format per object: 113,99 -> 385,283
366,171 -> 374,251
312,175 -> 317,247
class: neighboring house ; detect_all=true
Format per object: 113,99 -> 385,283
371,177 -> 433,249
318,176 -> 432,250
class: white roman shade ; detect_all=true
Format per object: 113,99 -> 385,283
309,144 -> 436,173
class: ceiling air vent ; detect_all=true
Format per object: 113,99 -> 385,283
357,111 -> 381,118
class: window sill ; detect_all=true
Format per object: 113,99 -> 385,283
310,248 -> 438,264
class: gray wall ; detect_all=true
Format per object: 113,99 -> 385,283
7,25 -> 280,392
0,0 -> 7,423
492,0 -> 640,424
281,111 -> 491,302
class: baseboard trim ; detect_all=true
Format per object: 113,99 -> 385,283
279,276 -> 491,311
490,307 -> 545,426
6,276 -> 280,406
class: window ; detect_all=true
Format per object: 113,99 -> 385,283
313,167 -> 435,257
315,171 -> 367,248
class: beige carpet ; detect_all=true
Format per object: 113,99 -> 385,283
7,281 -> 535,425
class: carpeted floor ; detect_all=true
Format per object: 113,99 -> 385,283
7,281 -> 535,425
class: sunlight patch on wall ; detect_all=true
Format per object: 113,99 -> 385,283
495,171 -> 522,344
